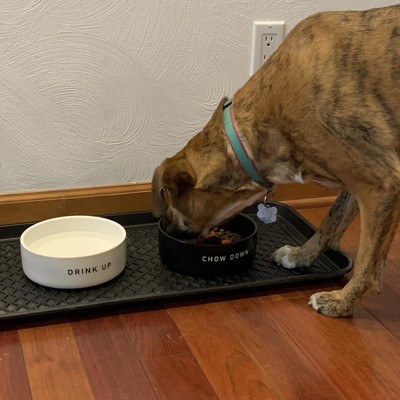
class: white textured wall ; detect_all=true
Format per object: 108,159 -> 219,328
0,0 -> 397,194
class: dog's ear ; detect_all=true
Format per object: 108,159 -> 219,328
151,157 -> 196,217
163,157 -> 196,196
152,164 -> 168,217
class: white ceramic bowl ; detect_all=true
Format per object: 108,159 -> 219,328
20,216 -> 127,289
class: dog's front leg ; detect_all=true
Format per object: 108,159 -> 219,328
272,191 -> 358,269
309,188 -> 400,317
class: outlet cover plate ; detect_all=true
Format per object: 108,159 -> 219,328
250,21 -> 285,75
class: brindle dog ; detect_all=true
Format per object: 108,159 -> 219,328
152,4 -> 400,317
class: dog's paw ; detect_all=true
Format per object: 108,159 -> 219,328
308,290 -> 355,318
272,245 -> 299,269
272,242 -> 321,269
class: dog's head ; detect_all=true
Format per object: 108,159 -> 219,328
152,99 -> 265,236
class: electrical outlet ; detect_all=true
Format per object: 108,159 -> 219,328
250,21 -> 285,75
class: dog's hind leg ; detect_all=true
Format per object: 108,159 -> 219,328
272,191 -> 358,269
309,187 -> 400,317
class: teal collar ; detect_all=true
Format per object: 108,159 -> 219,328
223,100 -> 274,189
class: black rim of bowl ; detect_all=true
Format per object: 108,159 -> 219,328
158,213 -> 257,246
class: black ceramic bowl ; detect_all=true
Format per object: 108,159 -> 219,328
158,214 -> 258,275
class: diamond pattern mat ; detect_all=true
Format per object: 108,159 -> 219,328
0,204 -> 352,321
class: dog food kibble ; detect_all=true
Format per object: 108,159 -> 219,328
195,228 -> 242,245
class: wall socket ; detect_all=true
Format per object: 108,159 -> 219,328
250,21 -> 285,75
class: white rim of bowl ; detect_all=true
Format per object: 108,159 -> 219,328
20,215 -> 127,259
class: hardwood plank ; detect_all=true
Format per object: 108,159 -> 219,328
384,224 -> 400,295
119,308 -> 191,359
362,282 -> 400,342
261,296 -> 400,399
221,350 -> 276,400
0,329 -> 32,400
384,256 -> 400,295
72,315 -> 158,400
169,301 -> 341,399
19,323 -> 95,400
143,353 -> 218,400
121,309 -> 218,400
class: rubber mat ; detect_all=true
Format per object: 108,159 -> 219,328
0,203 -> 352,321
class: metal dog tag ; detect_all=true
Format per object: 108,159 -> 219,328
257,203 -> 278,224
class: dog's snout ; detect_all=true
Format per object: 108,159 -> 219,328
161,215 -> 171,230
161,215 -> 205,239
165,223 -> 199,239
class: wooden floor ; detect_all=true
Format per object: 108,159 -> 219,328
2,207 -> 400,400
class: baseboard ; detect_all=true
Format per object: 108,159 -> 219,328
0,184 -> 152,225
0,182 -> 338,225
283,196 -> 338,210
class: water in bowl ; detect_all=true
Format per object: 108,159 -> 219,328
29,231 -> 119,258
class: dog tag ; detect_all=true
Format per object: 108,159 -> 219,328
257,203 -> 277,224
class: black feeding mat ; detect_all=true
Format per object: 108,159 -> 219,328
0,203 -> 352,321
